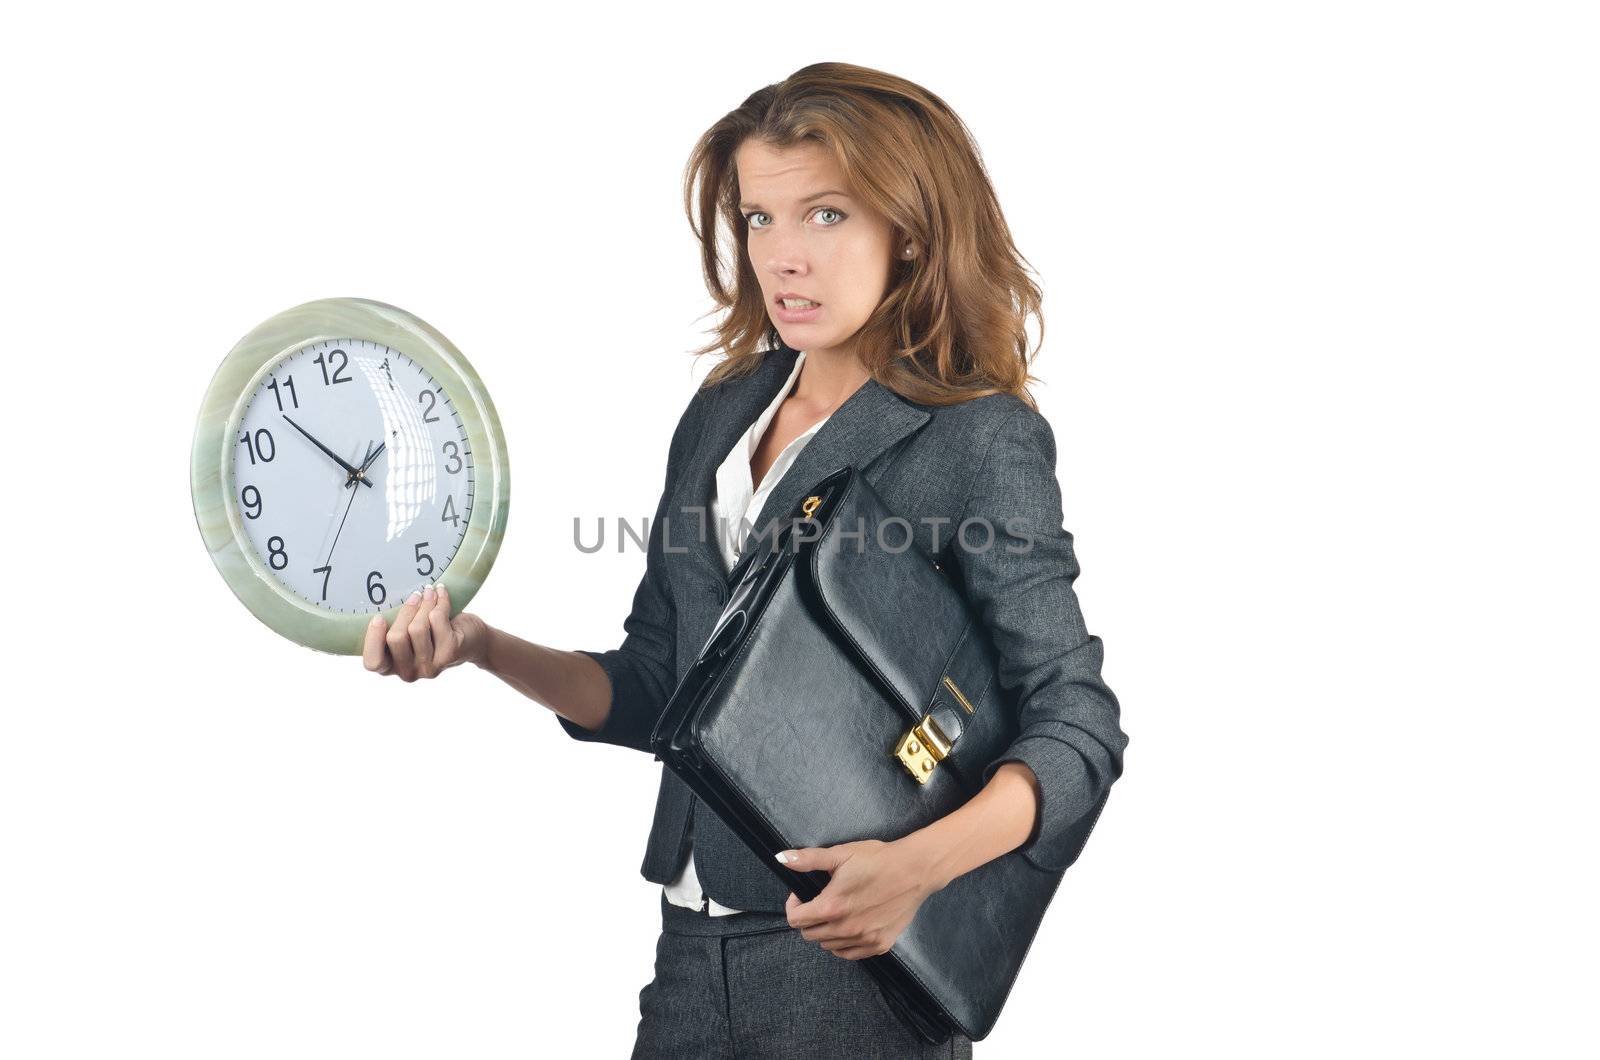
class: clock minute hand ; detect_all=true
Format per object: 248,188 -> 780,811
345,440 -> 387,489
282,414 -> 368,484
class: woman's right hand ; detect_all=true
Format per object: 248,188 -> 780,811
362,583 -> 490,682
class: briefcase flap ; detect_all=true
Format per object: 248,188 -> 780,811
793,467 -> 1018,790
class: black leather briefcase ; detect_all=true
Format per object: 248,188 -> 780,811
648,463 -> 1107,1043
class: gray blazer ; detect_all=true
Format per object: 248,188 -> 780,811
561,344 -> 1128,913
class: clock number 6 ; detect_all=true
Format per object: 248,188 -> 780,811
367,570 -> 387,606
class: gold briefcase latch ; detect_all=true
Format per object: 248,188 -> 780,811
893,714 -> 952,784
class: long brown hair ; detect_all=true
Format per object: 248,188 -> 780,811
683,62 -> 1044,408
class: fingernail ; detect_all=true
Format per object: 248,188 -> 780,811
406,591 -> 421,604
369,614 -> 382,625
424,585 -> 436,599
775,851 -> 796,864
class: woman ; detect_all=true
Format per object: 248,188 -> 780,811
362,62 -> 1128,1058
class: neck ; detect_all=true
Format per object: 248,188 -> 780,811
793,346 -> 871,411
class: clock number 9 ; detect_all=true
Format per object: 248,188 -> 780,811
241,485 -> 262,519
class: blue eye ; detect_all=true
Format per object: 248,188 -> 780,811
742,207 -> 847,230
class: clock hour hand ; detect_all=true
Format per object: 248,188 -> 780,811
282,414 -> 372,486
344,440 -> 387,489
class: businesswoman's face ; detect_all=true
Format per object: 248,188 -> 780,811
735,139 -> 898,363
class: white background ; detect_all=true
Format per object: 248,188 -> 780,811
3,2 -> 1595,1057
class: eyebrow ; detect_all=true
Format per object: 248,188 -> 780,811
738,189 -> 851,211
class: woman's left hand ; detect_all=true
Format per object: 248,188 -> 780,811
780,838 -> 944,960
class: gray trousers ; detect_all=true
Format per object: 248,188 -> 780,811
630,892 -> 975,1059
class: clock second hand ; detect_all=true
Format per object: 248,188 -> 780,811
325,440 -> 375,568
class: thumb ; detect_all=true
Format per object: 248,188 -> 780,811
775,845 -> 850,872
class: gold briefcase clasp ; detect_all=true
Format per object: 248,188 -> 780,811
893,714 -> 952,784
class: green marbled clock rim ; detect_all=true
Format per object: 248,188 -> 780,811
190,296 -> 511,656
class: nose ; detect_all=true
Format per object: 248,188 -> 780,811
762,227 -> 809,281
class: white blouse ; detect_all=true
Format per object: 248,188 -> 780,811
663,349 -> 831,916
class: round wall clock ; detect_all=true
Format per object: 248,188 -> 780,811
190,297 -> 510,655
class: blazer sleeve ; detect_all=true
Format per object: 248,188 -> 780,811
953,403 -> 1129,872
560,388 -> 705,755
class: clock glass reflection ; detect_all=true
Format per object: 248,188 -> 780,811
231,339 -> 474,612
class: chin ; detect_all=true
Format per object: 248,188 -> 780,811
776,325 -> 838,349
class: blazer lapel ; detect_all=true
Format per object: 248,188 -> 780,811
733,376 -> 929,571
676,348 -> 801,582
676,349 -> 932,583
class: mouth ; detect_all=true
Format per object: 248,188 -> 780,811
773,292 -> 823,323
773,297 -> 823,323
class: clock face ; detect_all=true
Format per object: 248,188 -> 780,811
230,338 -> 475,613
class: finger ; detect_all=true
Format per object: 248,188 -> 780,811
362,614 -> 389,672
787,891 -> 839,930
386,590 -> 424,679
785,890 -> 812,929
802,921 -> 853,943
776,846 -> 849,874
428,592 -> 455,667
408,586 -> 438,676
832,945 -> 880,961
784,891 -> 811,931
